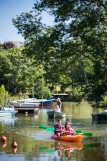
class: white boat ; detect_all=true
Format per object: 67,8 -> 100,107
0,116 -> 18,125
10,101 -> 40,113
10,98 -> 53,107
0,105 -> 18,117
0,111 -> 12,117
11,101 -> 40,108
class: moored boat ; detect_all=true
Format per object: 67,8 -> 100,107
47,110 -> 66,118
0,111 -> 12,117
10,101 -> 40,108
52,134 -> 83,142
92,110 -> 107,122
10,98 -> 53,107
0,105 -> 18,116
10,101 -> 40,113
24,98 -> 53,107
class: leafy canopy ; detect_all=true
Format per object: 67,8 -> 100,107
13,0 -> 107,102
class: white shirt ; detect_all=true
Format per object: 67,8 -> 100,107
55,105 -> 61,112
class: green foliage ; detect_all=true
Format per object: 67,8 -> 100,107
0,47 -> 52,98
0,85 -> 8,106
99,93 -> 107,107
11,0 -> 107,102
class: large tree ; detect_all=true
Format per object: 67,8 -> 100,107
0,47 -> 51,98
13,0 -> 107,102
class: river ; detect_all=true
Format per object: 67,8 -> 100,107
0,101 -> 107,161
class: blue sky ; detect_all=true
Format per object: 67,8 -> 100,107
0,0 -> 54,43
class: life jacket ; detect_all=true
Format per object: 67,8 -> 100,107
54,124 -> 64,134
64,127 -> 74,135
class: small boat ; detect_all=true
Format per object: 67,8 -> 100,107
0,116 -> 18,125
10,101 -> 40,113
10,98 -> 53,107
0,105 -> 18,117
47,110 -> 66,118
92,110 -> 107,122
0,111 -> 12,117
10,101 -> 40,108
52,134 -> 83,142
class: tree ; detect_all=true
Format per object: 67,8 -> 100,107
3,41 -> 16,50
13,0 -> 107,102
0,85 -> 8,106
0,47 -> 52,98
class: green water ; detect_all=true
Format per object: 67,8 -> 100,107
0,101 -> 106,161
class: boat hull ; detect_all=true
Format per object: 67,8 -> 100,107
14,107 -> 39,113
47,110 -> 66,118
92,112 -> 107,122
11,101 -> 40,108
39,100 -> 53,106
11,98 -> 53,108
52,134 -> 83,142
0,105 -> 18,116
0,112 -> 12,117
25,98 -> 53,106
10,101 -> 40,112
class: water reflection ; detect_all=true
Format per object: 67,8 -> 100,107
1,142 -> 7,149
52,141 -> 83,157
0,116 -> 18,126
0,102 -> 106,161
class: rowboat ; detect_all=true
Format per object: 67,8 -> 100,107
47,110 -> 66,118
52,134 -> 83,142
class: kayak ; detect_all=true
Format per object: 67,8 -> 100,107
52,134 -> 83,142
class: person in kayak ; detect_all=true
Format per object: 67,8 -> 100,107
64,122 -> 76,135
54,119 -> 64,136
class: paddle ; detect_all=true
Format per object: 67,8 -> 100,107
75,129 -> 82,134
39,125 -> 93,136
77,132 -> 93,136
83,132 -> 92,137
46,128 -> 82,133
39,125 -> 47,129
46,127 -> 54,131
